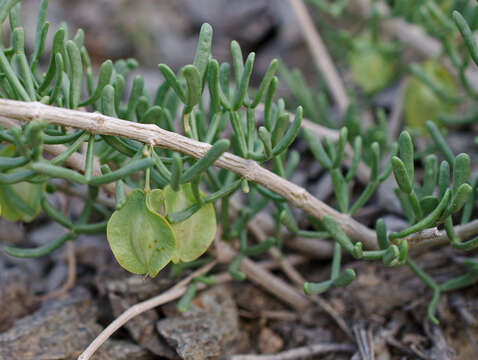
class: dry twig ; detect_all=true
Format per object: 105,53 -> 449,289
215,240 -> 311,310
407,219 -> 478,250
2,100 -> 472,250
2,100 -> 474,251
0,116 -> 116,195
352,324 -> 375,360
239,205 -> 353,340
288,0 -> 349,113
285,237 -> 334,258
77,261 -> 218,360
0,99 -> 377,247
231,343 -> 356,360
350,0 -> 441,58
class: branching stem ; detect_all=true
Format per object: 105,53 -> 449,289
0,99 -> 377,247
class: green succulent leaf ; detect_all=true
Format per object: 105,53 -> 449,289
420,196 -> 439,215
193,23 -> 213,87
106,189 -> 176,277
392,156 -> 413,194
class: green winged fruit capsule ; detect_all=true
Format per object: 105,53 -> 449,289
348,35 -> 397,94
161,183 -> 216,264
0,146 -> 43,222
0,180 -> 44,222
404,60 -> 456,131
106,189 -> 176,277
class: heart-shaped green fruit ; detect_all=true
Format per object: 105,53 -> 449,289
161,184 -> 216,263
0,146 -> 44,222
348,35 -> 398,94
404,60 -> 456,131
107,189 -> 176,277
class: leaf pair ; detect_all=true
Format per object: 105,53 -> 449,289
106,184 -> 216,277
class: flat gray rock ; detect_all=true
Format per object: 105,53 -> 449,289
0,288 -> 98,360
0,287 -> 151,360
0,269 -> 37,333
157,285 -> 239,360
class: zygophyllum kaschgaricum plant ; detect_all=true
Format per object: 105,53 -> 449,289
0,0 -> 476,331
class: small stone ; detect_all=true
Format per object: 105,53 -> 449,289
0,218 -> 25,245
97,340 -> 153,360
0,286 -> 152,360
157,285 -> 239,360
259,327 -> 283,354
99,265 -> 177,358
0,288 -> 97,360
0,269 -> 37,333
109,292 -> 177,359
0,290 -> 95,360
